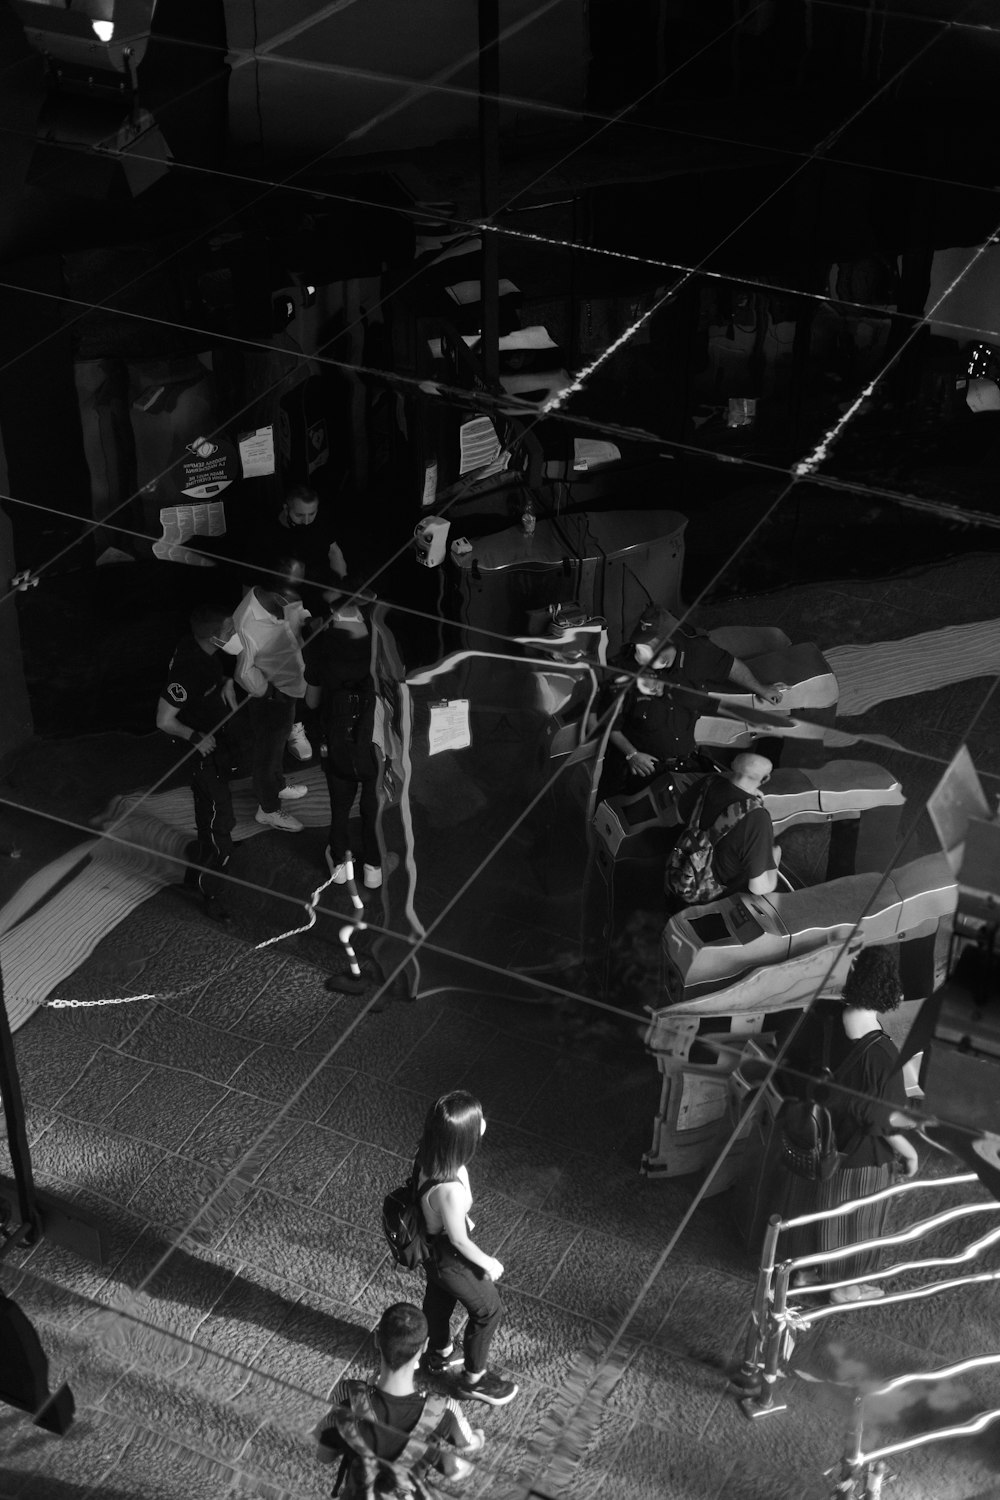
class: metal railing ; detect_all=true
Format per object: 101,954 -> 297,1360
826,1354 -> 1000,1499
731,1172 -> 999,1419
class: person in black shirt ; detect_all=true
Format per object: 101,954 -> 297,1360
315,1303 -> 483,1492
597,607 -> 786,795
304,593 -> 383,889
156,605 -> 242,923
674,752 -> 780,899
242,484 -> 347,598
777,946 -> 919,1302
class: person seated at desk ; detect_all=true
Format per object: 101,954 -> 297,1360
673,753 -> 781,901
594,607 -> 786,797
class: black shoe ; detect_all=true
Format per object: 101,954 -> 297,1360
456,1371 -> 518,1406
202,896 -> 233,926
421,1348 -> 464,1377
324,970 -> 369,995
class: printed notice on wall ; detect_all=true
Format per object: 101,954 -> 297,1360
238,425 -> 276,478
429,699 -> 471,756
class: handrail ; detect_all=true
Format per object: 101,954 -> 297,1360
734,1173 -> 999,1423
786,1221 -> 1000,1305
780,1171 -> 977,1230
828,1355 -> 1000,1497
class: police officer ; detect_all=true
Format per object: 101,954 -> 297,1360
156,605 -> 242,923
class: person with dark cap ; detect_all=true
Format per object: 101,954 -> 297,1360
304,588 -> 383,889
596,606 -> 786,796
156,605 -> 243,923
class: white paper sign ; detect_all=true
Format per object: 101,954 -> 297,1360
238,425 -> 276,478
459,416 -> 502,475
429,700 -> 471,756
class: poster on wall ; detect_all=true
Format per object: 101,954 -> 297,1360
180,436 -> 238,497
238,425 -> 275,477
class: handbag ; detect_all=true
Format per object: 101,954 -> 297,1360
779,1022 -> 879,1182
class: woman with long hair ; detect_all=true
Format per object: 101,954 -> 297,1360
782,945 -> 919,1302
416,1091 -> 518,1407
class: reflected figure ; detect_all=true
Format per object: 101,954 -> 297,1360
305,592 -> 382,889
779,946 -> 919,1303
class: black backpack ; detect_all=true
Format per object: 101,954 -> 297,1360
664,779 -> 761,905
381,1164 -> 450,1270
779,1027 -> 879,1181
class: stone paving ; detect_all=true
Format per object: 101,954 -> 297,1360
1,554 -> 1000,1498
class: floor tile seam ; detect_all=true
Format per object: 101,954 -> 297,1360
29,1115 -> 726,1282
56,1039 -> 357,1113
109,1023 -> 271,1086
531,1225 -> 587,1300
434,991 -> 593,1052
380,1005 -> 489,1081
103,1300 -> 341,1415
301,1134 -> 369,1208
289,993 -> 354,1052
84,1400 -> 285,1493
222,1175 -> 390,1242
92,1336 -> 269,1432
18,1402 -> 136,1497
567,1411 -> 643,1500
239,1290 -> 373,1389
47,1041 -> 152,1118
118,988 -> 301,1049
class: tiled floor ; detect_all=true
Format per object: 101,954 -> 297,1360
1,554 -> 999,1498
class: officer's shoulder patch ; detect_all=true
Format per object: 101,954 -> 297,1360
167,682 -> 188,704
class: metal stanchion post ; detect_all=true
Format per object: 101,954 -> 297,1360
730,1214 -> 782,1396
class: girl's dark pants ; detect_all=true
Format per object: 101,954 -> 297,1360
423,1240 -> 503,1373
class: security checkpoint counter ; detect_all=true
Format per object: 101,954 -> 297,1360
642,852 -> 956,1180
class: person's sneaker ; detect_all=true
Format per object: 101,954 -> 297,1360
287,721 -> 313,761
255,807 -> 303,833
829,1282 -> 884,1304
278,782 -> 308,801
456,1371 -> 518,1407
421,1348 -> 464,1377
363,863 -> 383,889
324,847 -> 350,884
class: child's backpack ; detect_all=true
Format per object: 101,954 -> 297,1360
330,1382 -> 451,1499
381,1164 -> 448,1270
664,779 -> 761,906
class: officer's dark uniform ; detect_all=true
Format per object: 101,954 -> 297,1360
160,636 -> 239,894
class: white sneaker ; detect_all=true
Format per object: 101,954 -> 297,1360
363,864 -> 383,889
278,782 -> 308,801
287,721 -> 313,760
255,807 -> 303,832
325,847 -> 350,884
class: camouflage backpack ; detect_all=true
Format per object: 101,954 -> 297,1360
330,1382 -> 450,1500
664,780 -> 761,905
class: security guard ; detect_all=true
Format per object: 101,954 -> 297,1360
156,605 -> 242,923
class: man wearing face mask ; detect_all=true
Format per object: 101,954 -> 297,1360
232,561 -> 312,832
241,486 -> 347,765
596,607 -> 787,796
156,605 -> 243,922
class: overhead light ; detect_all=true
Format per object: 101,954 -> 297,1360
91,20 -> 114,41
